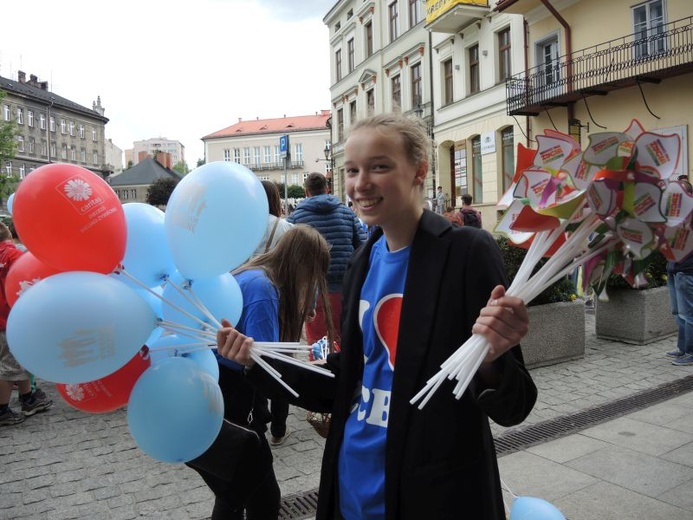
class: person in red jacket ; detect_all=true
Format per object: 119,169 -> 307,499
0,222 -> 52,426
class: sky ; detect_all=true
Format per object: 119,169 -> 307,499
0,0 -> 336,167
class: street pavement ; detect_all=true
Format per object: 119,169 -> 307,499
1,309 -> 692,520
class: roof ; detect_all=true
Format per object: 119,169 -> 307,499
202,110 -> 331,140
0,73 -> 108,122
108,157 -> 183,187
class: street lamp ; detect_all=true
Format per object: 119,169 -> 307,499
323,143 -> 335,194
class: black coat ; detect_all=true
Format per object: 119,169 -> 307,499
249,210 -> 537,519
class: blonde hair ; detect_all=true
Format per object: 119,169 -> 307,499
235,224 -> 334,344
348,112 -> 430,168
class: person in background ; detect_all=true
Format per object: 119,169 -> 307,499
435,185 -> 446,214
188,225 -> 334,519
252,180 -> 293,258
666,175 -> 693,366
442,206 -> 463,226
0,222 -> 52,426
459,193 -> 483,228
217,113 -> 537,519
288,172 -> 366,344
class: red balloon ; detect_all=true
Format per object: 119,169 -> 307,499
55,347 -> 151,413
13,163 -> 126,273
5,252 -> 62,307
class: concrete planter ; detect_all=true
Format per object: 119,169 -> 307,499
523,300 -> 585,368
595,286 -> 676,344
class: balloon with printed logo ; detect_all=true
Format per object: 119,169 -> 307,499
55,346 -> 151,413
6,271 -> 157,384
12,163 -> 126,273
127,356 -> 224,463
121,203 -> 176,287
164,161 -> 268,279
5,252 -> 62,307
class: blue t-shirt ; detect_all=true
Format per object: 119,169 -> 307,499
216,268 -> 279,370
338,236 -> 409,519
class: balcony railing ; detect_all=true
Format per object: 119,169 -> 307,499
506,16 -> 693,116
249,160 -> 304,171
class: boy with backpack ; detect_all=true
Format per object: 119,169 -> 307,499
459,193 -> 482,228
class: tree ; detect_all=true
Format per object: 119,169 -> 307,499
196,158 -> 206,168
0,90 -> 17,166
172,161 -> 189,175
287,185 -> 305,198
146,177 -> 179,207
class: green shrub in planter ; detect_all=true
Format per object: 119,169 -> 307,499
604,249 -> 668,290
496,236 -> 576,306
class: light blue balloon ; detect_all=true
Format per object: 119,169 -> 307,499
7,271 -> 157,384
127,357 -> 224,463
511,496 -> 566,520
164,161 -> 268,280
6,192 -> 14,215
147,332 -> 196,365
161,272 -> 243,331
121,203 -> 176,287
108,271 -> 163,319
183,348 -> 220,382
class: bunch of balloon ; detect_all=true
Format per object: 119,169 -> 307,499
510,496 -> 566,520
5,164 -> 157,389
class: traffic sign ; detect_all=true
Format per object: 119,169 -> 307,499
280,135 -> 290,159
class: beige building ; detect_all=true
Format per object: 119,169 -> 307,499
497,0 -> 692,178
126,138 -> 185,169
202,111 -> 332,190
0,71 -> 110,178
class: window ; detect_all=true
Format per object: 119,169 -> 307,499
443,59 -> 454,105
93,151 -> 98,165
70,146 -> 76,161
39,113 -> 46,130
50,142 -> 56,158
223,149 -> 231,161
3,105 -> 10,121
28,111 -> 34,127
389,2 -> 399,42
233,148 -> 241,164
18,163 -> 25,178
41,141 -> 47,157
81,148 -> 87,162
365,22 -> 373,57
295,143 -> 303,163
28,138 -> 34,154
411,62 -> 422,109
335,49 -> 343,82
92,127 -> 97,141
79,125 -> 85,139
61,119 -> 67,134
539,37 -> 560,88
4,162 -> 11,175
337,108 -> 345,142
501,127 -> 515,194
366,89 -> 375,116
61,144 -> 68,160
243,147 -> 251,165
409,0 -> 421,28
350,100 -> 357,125
16,108 -> 24,125
453,143 -> 468,198
498,28 -> 511,82
69,121 -> 75,136
471,136 -> 483,203
50,117 -> 55,132
254,147 -> 261,165
469,45 -> 480,94
347,38 -> 355,73
274,145 -> 281,164
17,136 -> 24,152
264,146 -> 271,164
633,0 -> 665,59
391,74 -> 401,111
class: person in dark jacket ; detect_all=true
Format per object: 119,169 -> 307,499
288,173 -> 366,344
217,113 -> 537,520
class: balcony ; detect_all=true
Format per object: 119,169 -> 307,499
506,16 -> 693,116
425,0 -> 491,34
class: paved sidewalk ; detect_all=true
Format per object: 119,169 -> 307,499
0,310 -> 691,519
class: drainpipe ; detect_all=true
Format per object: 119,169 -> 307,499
428,30 -> 436,191
523,18 -> 531,147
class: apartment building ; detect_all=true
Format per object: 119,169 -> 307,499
126,138 -> 185,169
201,111 -> 332,190
0,71 -> 110,178
497,0 -> 692,177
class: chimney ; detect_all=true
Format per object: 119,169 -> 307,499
17,71 -> 26,83
40,81 -> 48,90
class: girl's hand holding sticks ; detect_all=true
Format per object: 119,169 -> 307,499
216,318 -> 255,367
473,285 -> 529,365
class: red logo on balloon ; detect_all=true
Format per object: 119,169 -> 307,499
374,294 -> 403,371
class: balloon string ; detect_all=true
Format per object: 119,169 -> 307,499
164,277 -> 223,330
158,319 -> 216,340
149,342 -> 214,352
115,268 -> 213,331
